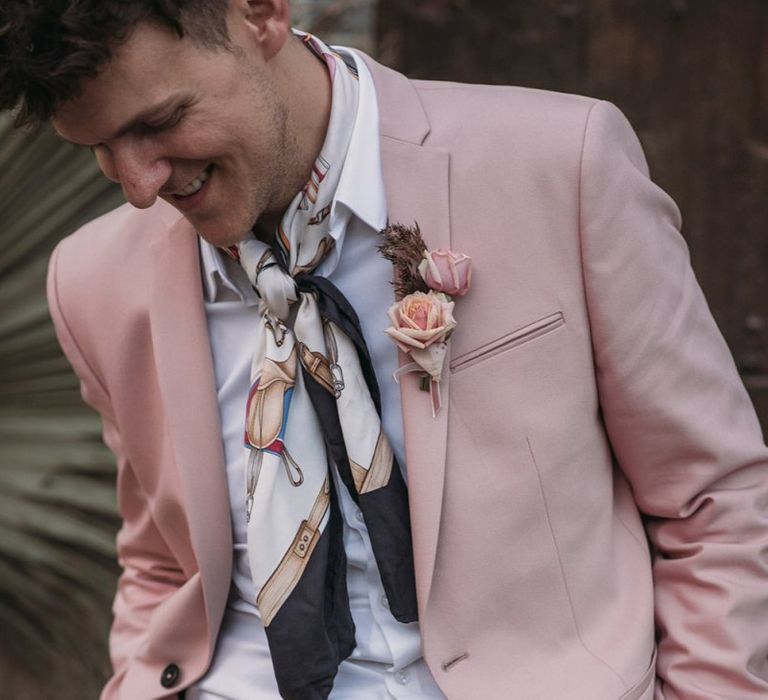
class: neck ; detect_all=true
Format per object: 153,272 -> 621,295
295,36 -> 333,164
254,214 -> 280,245
255,34 -> 332,243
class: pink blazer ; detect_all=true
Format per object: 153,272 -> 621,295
47,53 -> 768,699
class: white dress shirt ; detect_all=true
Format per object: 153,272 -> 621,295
186,47 -> 445,700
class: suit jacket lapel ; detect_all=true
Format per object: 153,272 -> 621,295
362,53 -> 452,614
149,217 -> 232,649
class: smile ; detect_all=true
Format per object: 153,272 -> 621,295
176,165 -> 212,197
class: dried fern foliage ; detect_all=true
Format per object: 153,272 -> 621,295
377,222 -> 430,300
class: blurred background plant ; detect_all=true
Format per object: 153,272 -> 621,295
1,1 -> 766,697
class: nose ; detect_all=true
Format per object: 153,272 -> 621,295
94,139 -> 171,209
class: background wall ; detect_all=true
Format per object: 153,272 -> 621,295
0,1 -> 764,697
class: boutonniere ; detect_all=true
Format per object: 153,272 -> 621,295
378,223 -> 472,417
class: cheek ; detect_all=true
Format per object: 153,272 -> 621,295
165,128 -> 221,160
160,107 -> 237,160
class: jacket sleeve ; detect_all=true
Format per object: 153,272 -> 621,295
579,99 -> 768,698
47,242 -> 187,699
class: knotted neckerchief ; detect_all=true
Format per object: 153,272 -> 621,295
228,34 -> 417,700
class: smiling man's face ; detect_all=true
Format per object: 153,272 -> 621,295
52,10 -> 309,247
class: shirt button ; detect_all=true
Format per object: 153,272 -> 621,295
395,669 -> 410,685
381,594 -> 389,609
355,509 -> 365,523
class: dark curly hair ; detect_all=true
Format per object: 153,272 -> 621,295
0,0 -> 231,128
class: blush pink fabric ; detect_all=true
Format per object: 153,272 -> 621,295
47,53 -> 768,700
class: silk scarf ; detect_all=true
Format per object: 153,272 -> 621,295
229,34 -> 417,700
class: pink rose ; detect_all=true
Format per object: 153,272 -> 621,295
418,249 -> 472,297
385,291 -> 456,354
386,292 -> 456,381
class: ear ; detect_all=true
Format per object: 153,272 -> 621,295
232,0 -> 291,60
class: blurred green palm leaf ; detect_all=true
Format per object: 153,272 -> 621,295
0,114 -> 123,699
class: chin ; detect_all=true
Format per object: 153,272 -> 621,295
195,217 -> 253,249
197,230 -> 248,249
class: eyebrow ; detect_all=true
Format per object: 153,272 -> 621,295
57,94 -> 187,146
111,94 -> 187,138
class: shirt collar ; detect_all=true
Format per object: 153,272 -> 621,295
198,236 -> 249,303
330,46 -> 387,233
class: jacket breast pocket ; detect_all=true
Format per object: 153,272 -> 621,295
449,311 -> 565,374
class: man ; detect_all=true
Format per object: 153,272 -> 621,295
3,0 -> 767,698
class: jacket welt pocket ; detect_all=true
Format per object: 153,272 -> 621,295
450,311 -> 565,373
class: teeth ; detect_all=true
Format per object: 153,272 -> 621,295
178,167 -> 210,196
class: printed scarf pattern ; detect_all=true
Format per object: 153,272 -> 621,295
230,35 -> 417,700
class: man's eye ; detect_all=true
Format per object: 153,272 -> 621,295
145,108 -> 185,132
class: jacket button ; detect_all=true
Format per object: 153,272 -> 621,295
160,663 -> 180,688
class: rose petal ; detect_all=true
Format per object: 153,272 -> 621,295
385,326 -> 427,350
427,254 -> 443,286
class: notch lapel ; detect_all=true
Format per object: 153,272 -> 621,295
362,53 -> 452,614
149,218 -> 232,648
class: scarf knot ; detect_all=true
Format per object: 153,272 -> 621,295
239,238 -> 299,321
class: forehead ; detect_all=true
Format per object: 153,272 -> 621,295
51,20 -> 230,143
